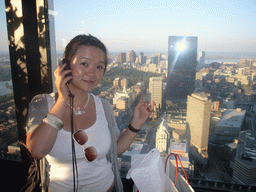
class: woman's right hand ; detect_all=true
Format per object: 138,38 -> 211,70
54,64 -> 73,100
27,64 -> 72,159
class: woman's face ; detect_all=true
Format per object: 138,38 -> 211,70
70,45 -> 106,92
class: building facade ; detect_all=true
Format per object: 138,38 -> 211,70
113,77 -> 120,87
186,92 -> 211,156
116,97 -> 128,111
155,118 -> 170,154
118,52 -> 126,64
149,77 -> 163,110
198,51 -> 205,69
113,86 -> 136,108
167,36 -> 198,99
120,78 -> 129,88
233,131 -> 256,185
126,50 -> 136,63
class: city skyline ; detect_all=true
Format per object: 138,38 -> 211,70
1,1 -> 256,188
0,0 -> 256,53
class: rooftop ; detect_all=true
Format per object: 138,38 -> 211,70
191,92 -> 209,101
122,143 -> 149,157
217,108 -> 246,128
235,131 -> 256,168
170,139 -> 188,153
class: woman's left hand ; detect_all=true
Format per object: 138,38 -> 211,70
130,94 -> 153,130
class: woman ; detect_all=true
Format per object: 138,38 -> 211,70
26,34 -> 152,192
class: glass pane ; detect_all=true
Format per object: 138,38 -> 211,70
0,1 -> 21,161
53,0 -> 256,187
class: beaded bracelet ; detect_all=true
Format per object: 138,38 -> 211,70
43,113 -> 64,131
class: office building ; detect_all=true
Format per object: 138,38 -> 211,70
151,56 -> 159,64
154,53 -> 162,64
130,50 -> 136,63
113,77 -> 120,87
186,92 -> 211,156
139,52 -> 147,64
233,131 -> 256,185
167,118 -> 187,140
120,78 -> 129,88
149,77 -> 163,110
215,108 -> 246,137
126,50 -> 136,63
198,51 -> 205,69
113,86 -> 136,108
126,52 -> 131,63
118,52 -> 126,64
155,118 -> 170,154
116,97 -> 128,111
166,139 -> 190,177
148,63 -> 157,73
167,36 -> 198,99
139,52 -> 145,64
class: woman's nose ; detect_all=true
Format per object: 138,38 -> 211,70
87,65 -> 96,75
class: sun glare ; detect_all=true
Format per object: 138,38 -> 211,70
176,41 -> 186,52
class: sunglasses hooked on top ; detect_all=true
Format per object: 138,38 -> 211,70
73,130 -> 98,162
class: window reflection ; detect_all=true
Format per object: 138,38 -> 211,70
52,0 -> 256,188
0,0 -> 21,161
0,52 -> 21,160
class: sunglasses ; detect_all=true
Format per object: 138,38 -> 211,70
73,130 -> 98,162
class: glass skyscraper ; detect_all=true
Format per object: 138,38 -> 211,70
167,36 -> 198,99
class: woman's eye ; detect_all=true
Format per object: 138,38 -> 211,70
81,62 -> 88,66
97,65 -> 105,69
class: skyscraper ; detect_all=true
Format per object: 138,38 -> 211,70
186,92 -> 211,157
126,50 -> 136,63
139,52 -> 145,64
118,52 -> 126,64
154,53 -> 162,64
149,77 -> 163,110
130,50 -> 136,63
167,36 -> 198,99
198,51 -> 205,69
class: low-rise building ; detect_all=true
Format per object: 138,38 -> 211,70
166,139 -> 190,177
113,86 -> 136,108
215,108 -> 246,138
155,118 -> 170,155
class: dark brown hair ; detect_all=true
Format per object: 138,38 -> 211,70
64,34 -> 108,72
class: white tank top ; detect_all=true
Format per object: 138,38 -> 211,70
45,94 -> 114,191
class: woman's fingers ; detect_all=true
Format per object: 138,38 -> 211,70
55,64 -> 72,84
54,64 -> 73,99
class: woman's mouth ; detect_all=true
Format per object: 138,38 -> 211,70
83,80 -> 95,85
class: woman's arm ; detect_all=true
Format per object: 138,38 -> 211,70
116,126 -> 138,157
26,64 -> 72,159
26,97 -> 67,159
117,95 -> 152,156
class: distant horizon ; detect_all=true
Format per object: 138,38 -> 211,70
1,50 -> 256,61
1,50 -> 256,56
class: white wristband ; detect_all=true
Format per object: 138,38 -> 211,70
43,113 -> 64,131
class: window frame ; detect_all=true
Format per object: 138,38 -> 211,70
4,0 -> 53,151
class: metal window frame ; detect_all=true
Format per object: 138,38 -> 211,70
5,0 -> 53,144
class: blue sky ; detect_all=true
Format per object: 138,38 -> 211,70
1,0 -> 256,53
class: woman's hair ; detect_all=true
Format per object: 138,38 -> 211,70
64,34 -> 108,72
